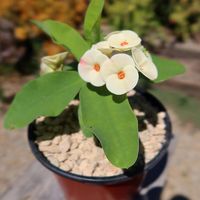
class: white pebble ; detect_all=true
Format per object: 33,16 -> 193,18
52,135 -> 61,145
39,145 -> 60,153
57,153 -> 69,162
38,140 -> 52,146
59,136 -> 71,153
47,156 -> 60,167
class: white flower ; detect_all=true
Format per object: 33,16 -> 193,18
40,52 -> 68,74
132,47 -> 158,80
92,41 -> 112,55
101,54 -> 139,95
78,49 -> 109,87
105,30 -> 141,51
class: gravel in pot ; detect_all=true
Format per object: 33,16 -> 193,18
29,90 -> 172,180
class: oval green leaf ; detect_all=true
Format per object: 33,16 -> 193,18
79,84 -> 139,168
78,102 -> 93,138
4,71 -> 83,129
83,0 -> 104,41
32,20 -> 90,60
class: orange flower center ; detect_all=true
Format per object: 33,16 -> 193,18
93,63 -> 100,72
117,71 -> 125,79
120,41 -> 128,46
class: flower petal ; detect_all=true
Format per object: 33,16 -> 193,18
106,30 -> 141,50
101,58 -> 119,80
78,63 -> 93,82
121,30 -> 141,47
89,69 -> 105,87
78,49 -> 109,84
139,60 -> 158,80
123,65 -> 139,89
92,41 -> 113,55
106,74 -> 127,95
132,48 -> 158,80
107,33 -> 126,49
94,51 -> 110,65
110,54 -> 136,70
92,41 -> 110,50
132,48 -> 147,66
80,49 -> 96,65
101,54 -> 136,81
105,65 -> 139,95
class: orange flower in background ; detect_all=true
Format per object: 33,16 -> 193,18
14,27 -> 28,40
0,0 -> 88,54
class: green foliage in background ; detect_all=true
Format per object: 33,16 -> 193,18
105,0 -> 200,46
167,0 -> 200,40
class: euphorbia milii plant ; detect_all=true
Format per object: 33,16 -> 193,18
4,0 -> 185,168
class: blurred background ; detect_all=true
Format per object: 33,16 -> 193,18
0,0 -> 199,199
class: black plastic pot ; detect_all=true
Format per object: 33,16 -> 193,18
28,91 -> 173,200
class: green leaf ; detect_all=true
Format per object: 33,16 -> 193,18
152,54 -> 186,83
32,20 -> 90,60
4,71 -> 83,129
78,102 -> 93,137
83,0 -> 104,42
80,84 -> 139,168
63,65 -> 76,71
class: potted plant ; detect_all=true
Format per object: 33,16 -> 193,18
4,0 -> 185,199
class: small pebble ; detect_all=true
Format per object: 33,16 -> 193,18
158,112 -> 166,119
68,153 -> 80,162
39,144 -> 60,153
52,135 -> 61,145
60,162 -> 73,171
38,140 -> 52,146
79,160 -> 97,176
47,156 -> 60,167
70,142 -> 79,150
36,116 -> 45,123
127,90 -> 136,97
64,160 -> 74,169
156,124 -> 166,130
69,100 -> 80,106
59,137 -> 71,153
57,153 -> 69,162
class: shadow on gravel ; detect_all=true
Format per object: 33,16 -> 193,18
170,194 -> 190,200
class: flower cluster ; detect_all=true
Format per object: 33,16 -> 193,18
78,30 -> 158,95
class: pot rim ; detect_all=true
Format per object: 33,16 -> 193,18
28,91 -> 172,185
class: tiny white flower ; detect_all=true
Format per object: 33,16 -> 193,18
78,49 -> 109,87
92,41 -> 112,55
132,47 -> 158,80
40,52 -> 68,74
101,54 -> 139,95
105,30 -> 141,51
